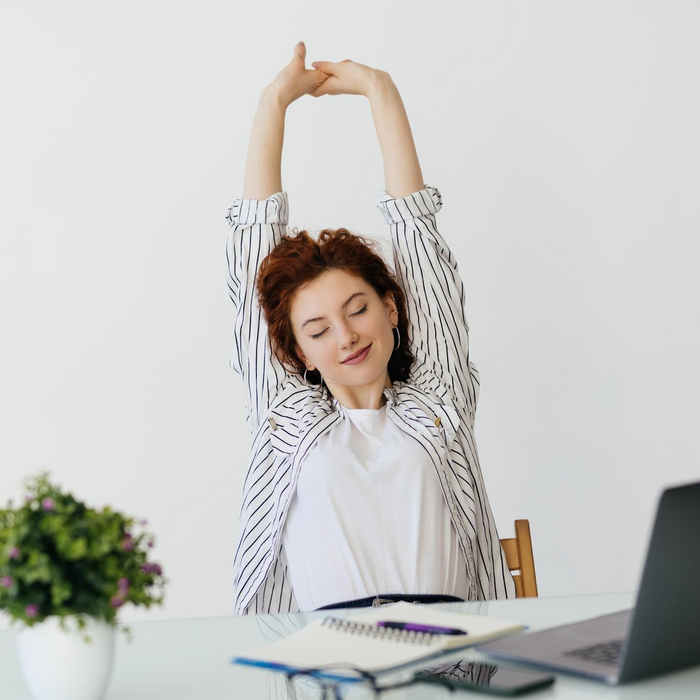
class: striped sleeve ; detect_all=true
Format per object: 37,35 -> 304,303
225,191 -> 291,435
376,184 -> 479,417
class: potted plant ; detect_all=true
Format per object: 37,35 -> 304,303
0,471 -> 167,700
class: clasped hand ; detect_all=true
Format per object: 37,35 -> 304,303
267,41 -> 383,108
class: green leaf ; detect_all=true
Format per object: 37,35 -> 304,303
39,515 -> 64,535
50,580 -> 72,606
23,552 -> 53,584
64,537 -> 87,561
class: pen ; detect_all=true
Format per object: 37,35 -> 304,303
376,621 -> 468,636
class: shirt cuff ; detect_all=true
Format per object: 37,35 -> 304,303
226,191 -> 289,226
375,184 -> 442,226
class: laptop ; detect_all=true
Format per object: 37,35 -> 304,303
477,480 -> 700,685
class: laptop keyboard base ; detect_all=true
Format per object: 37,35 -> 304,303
563,639 -> 622,667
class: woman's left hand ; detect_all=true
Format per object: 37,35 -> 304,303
267,41 -> 329,108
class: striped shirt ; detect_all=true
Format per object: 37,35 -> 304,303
225,184 -> 517,615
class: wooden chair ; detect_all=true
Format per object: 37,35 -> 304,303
499,519 -> 539,598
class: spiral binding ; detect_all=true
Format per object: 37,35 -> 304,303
321,616 -> 440,646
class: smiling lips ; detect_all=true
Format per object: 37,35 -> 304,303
342,344 -> 372,364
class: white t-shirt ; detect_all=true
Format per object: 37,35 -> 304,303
282,403 -> 471,611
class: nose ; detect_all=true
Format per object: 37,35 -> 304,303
337,320 -> 359,349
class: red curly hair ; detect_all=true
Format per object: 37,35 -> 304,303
255,227 -> 415,388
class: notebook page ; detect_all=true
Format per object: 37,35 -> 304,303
235,616 -> 447,674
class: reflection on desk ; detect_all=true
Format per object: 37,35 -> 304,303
2,592 -> 700,698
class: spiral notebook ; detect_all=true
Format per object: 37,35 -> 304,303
233,601 -> 525,680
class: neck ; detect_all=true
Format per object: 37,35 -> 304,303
324,370 -> 393,410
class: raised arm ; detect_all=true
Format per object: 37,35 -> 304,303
366,73 -> 425,200
240,87 -> 286,200
368,74 -> 478,418
226,44 -> 330,435
243,41 -> 330,198
225,173 -> 289,435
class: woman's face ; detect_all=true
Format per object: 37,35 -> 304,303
290,269 -> 398,389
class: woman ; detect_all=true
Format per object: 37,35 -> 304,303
225,42 -> 516,615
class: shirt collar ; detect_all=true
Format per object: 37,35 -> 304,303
327,384 -> 398,412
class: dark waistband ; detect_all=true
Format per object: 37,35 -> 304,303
315,593 -> 465,611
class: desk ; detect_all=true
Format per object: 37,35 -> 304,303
1,592 -> 698,698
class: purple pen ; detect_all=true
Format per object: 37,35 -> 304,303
376,621 -> 468,636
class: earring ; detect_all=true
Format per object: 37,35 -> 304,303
304,366 -> 321,386
393,325 -> 400,350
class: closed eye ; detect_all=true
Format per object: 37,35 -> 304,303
310,306 -> 367,339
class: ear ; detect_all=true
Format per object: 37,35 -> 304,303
383,291 -> 398,317
295,343 -> 308,366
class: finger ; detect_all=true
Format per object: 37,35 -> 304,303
311,60 -> 334,74
293,41 -> 306,61
310,78 -> 332,97
310,78 -> 327,97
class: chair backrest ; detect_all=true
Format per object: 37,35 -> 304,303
499,519 -> 539,598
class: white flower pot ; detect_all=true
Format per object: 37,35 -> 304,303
15,615 -> 115,700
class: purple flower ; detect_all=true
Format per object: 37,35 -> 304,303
118,577 -> 129,593
25,604 -> 39,618
1,576 -> 13,589
140,519 -> 148,526
41,497 -> 55,512
110,596 -> 124,608
121,538 -> 134,552
147,540 -> 154,549
141,562 -> 162,576
9,546 -> 20,560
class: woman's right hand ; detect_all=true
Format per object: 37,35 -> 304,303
309,59 -> 386,98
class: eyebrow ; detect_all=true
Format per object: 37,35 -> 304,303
301,292 -> 368,330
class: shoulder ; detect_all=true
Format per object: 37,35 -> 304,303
401,362 -> 472,421
269,377 -> 310,413
265,379 -> 337,446
403,359 -> 473,420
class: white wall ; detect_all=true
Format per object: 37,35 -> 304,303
1,0 -> 698,631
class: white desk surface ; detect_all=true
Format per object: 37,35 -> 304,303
2,592 -> 699,698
